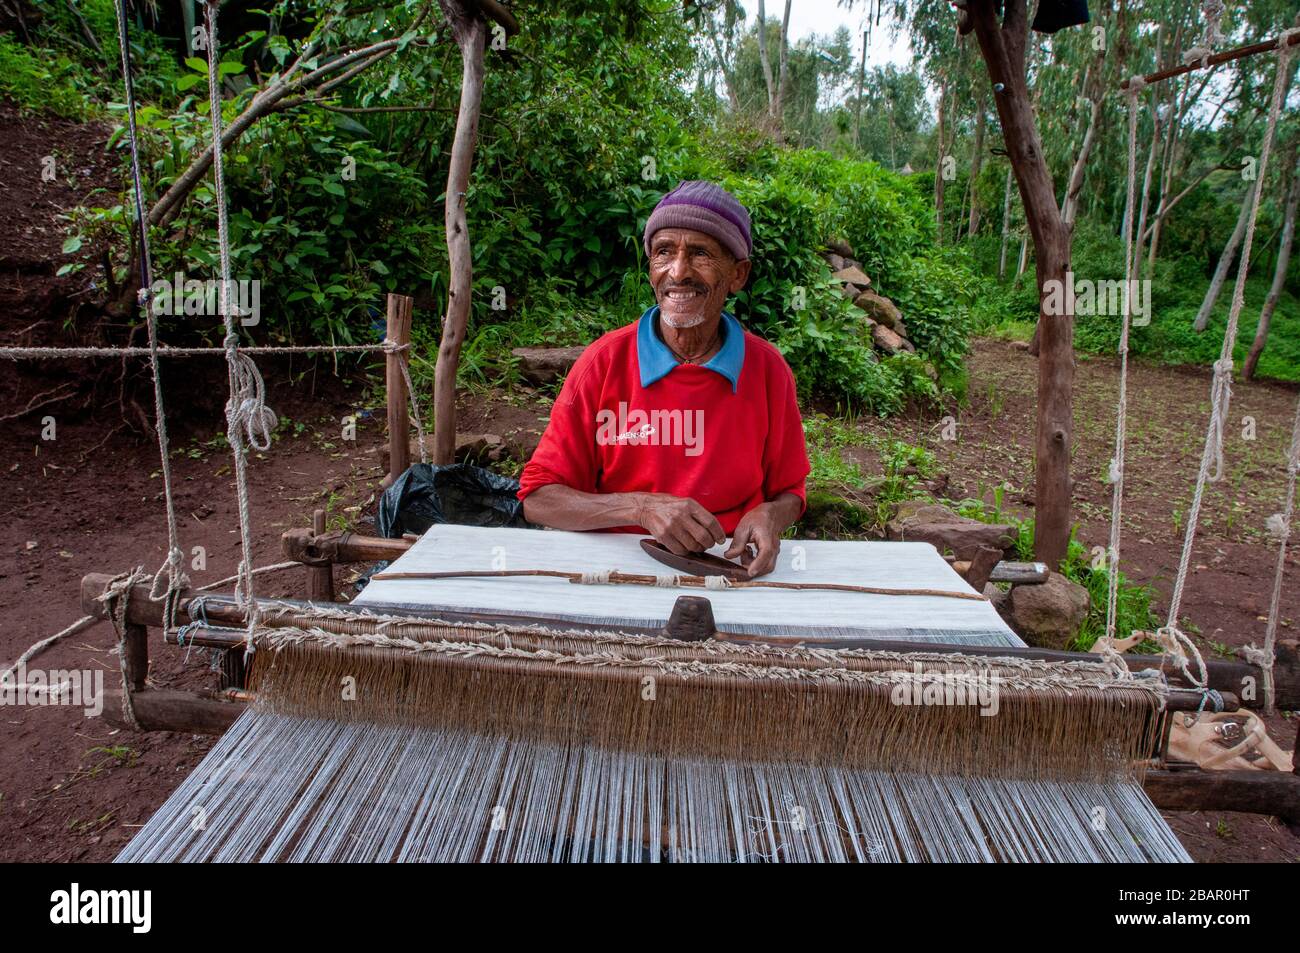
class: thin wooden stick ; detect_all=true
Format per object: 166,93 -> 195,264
368,568 -> 989,601
1120,31 -> 1300,91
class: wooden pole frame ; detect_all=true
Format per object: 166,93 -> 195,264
1120,30 -> 1300,92
385,292 -> 414,485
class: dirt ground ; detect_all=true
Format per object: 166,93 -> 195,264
0,102 -> 1295,864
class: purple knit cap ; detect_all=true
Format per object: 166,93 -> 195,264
643,180 -> 752,261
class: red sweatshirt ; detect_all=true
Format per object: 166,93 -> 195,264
517,307 -> 810,533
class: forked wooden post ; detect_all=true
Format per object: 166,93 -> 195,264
306,508 -> 335,602
386,292 -> 414,484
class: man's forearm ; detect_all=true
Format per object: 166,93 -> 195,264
522,484 -> 651,531
764,491 -> 804,534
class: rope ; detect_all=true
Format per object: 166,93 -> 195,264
203,0 -> 262,657
1200,0 -> 1226,47
1163,36 -> 1295,668
0,343 -> 394,359
114,0 -> 190,629
1249,393 -> 1300,711
390,341 -> 429,464
1104,78 -> 1145,647
0,615 -> 98,685
194,560 -> 303,593
98,568 -> 153,730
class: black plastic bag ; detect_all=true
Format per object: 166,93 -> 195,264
376,462 -> 531,539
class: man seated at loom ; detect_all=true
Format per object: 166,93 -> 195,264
519,180 -> 810,578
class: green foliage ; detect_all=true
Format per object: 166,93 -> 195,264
1058,536 -> 1160,652
802,412 -> 867,490
0,33 -> 93,119
877,439 -> 936,507
34,0 -> 987,415
954,499 -> 1161,649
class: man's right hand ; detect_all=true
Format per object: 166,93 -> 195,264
634,493 -> 726,556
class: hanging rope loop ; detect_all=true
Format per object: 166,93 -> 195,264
224,347 -> 278,452
1155,625 -> 1208,690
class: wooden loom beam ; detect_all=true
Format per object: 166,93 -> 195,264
80,572 -> 1300,710
79,570 -> 1300,827
1145,767 -> 1300,835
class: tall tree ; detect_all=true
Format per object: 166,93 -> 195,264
1244,141 -> 1300,379
966,0 -> 1078,567
756,0 -> 793,134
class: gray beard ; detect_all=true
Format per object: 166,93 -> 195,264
659,310 -> 708,329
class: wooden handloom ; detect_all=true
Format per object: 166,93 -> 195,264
83,520 -> 1300,847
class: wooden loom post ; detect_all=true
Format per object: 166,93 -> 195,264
121,623 -> 148,693
386,292 -> 414,485
306,508 -> 335,602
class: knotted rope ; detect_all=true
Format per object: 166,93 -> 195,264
1162,35 -> 1295,680
204,0 -> 263,654
386,339 -> 429,464
98,567 -> 154,731
1103,77 -> 1146,647
114,0 -> 190,627
1245,395 -> 1300,712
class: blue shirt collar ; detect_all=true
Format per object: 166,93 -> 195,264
636,305 -> 745,392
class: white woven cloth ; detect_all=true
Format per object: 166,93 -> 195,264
354,525 -> 1024,647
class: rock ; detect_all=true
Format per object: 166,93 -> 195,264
824,237 -> 855,258
379,432 -> 505,470
899,337 -> 916,353
511,346 -> 586,385
840,283 -> 863,300
507,429 -> 543,463
822,251 -> 846,271
455,432 -> 504,463
853,290 -> 902,329
982,582 -> 1010,615
1011,340 -> 1031,352
870,323 -> 905,354
1007,572 -> 1090,650
832,265 -> 872,288
886,501 -> 1017,560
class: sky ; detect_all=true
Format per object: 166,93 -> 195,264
782,0 -> 915,70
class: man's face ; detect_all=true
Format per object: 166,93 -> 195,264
648,228 -> 752,329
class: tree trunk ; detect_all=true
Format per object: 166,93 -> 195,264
773,0 -> 792,130
853,28 -> 867,150
1061,97 -> 1100,227
1193,181 -> 1256,333
1244,146 -> 1300,380
998,165 -> 1014,279
756,1 -> 775,114
967,102 -> 986,236
970,0 -> 1075,568
706,26 -> 740,111
1131,106 -> 1162,273
432,4 -> 486,465
935,78 -> 948,240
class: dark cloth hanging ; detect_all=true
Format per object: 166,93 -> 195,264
377,462 -> 531,538
1032,0 -> 1090,34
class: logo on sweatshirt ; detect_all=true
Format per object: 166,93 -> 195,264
595,402 -> 704,457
